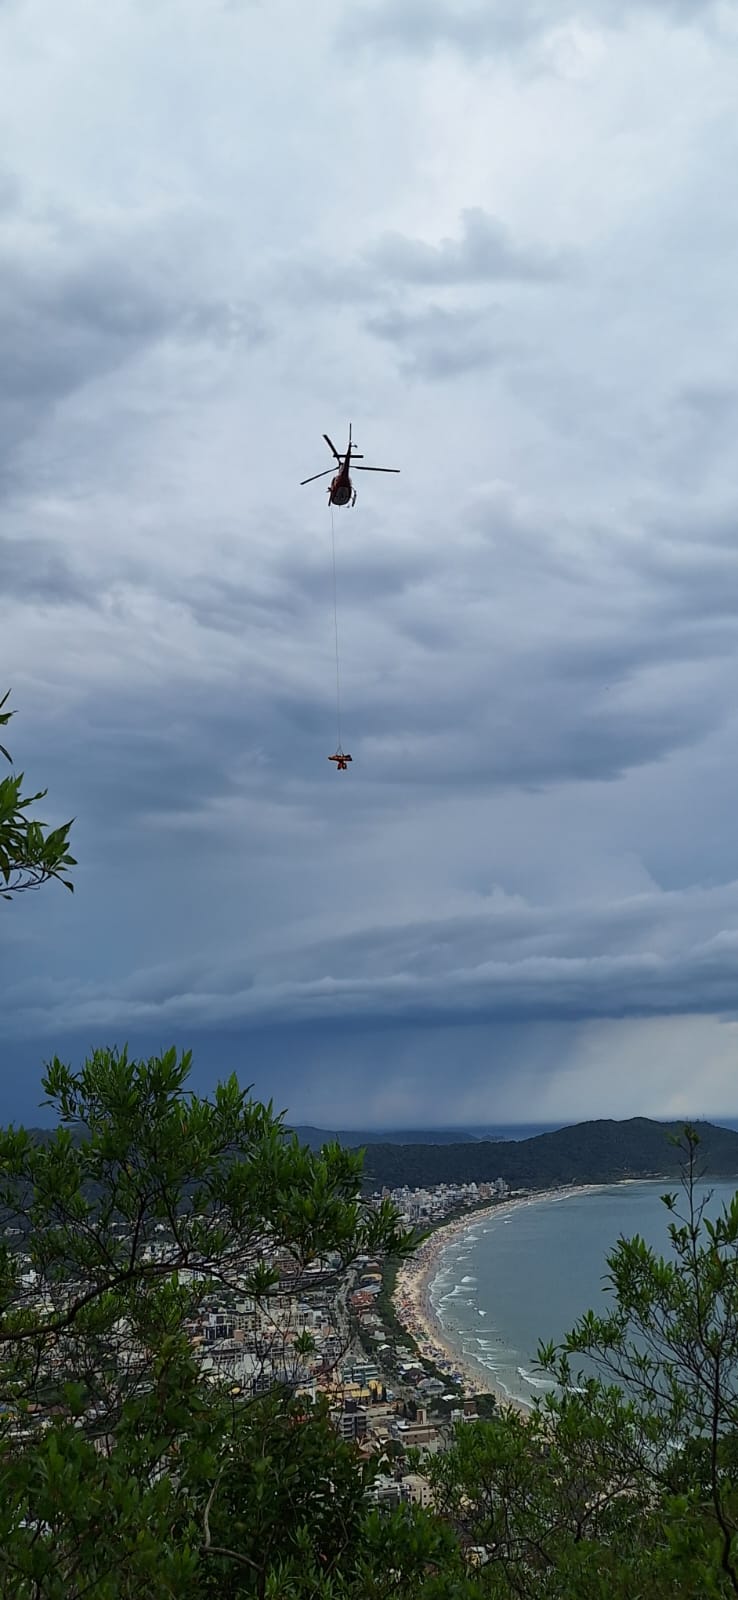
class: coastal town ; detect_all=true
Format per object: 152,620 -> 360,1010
176,1168 -> 610,1483
2,1172 -> 522,1510
183,1174 -> 523,1506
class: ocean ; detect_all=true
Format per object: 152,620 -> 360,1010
429,1178 -> 738,1410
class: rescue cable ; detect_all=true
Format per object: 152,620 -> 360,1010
330,504 -> 343,754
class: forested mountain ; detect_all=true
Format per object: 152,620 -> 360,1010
357,1117 -> 738,1190
290,1125 -> 481,1148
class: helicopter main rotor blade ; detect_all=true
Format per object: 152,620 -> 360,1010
353,466 -> 400,474
323,434 -> 342,461
300,469 -> 334,485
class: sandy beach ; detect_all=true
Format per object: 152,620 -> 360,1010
392,1186 -> 610,1410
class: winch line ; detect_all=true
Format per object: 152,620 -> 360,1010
330,504 -> 343,753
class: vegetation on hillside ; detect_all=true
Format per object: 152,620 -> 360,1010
359,1116 -> 738,1191
291,1125 -> 480,1148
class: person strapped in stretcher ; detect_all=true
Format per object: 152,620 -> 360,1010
328,751 -> 352,771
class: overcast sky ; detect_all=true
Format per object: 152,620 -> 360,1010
3,0 -> 738,1127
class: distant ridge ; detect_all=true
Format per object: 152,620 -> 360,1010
14,1117 -> 738,1192
289,1125 -> 481,1149
355,1117 -> 738,1190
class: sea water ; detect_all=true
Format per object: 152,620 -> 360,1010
429,1178 -> 738,1409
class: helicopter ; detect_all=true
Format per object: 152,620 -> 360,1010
300,423 -> 399,506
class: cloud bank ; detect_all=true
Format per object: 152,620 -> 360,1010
1,0 -> 738,1126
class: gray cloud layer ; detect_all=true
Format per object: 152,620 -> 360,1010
7,883 -> 738,1039
0,199 -> 266,484
350,0 -> 723,57
2,0 -> 738,1125
366,210 -> 564,285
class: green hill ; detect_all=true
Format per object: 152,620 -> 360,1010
358,1117 -> 738,1190
289,1124 -> 481,1148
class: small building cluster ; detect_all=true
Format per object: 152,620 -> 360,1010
379,1178 -> 509,1225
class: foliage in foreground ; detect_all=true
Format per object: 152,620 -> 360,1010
0,1047 -> 449,1598
3,1061 -> 738,1597
0,691 -> 75,899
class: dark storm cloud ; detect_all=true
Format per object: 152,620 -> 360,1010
336,494 -> 738,787
277,210 -> 563,311
1,256 -> 165,408
4,0 -> 738,1125
365,304 -> 510,379
1,489 -> 733,1090
0,170 -> 19,213
74,490 -> 722,803
678,384 -> 738,425
349,0 -> 722,57
667,386 -> 738,484
275,257 -> 387,308
177,542 -> 437,639
0,212 -> 267,481
261,891 -> 700,992
8,887 -> 738,1040
367,210 -> 564,286
0,536 -> 92,606
622,510 -> 738,633
7,485 -> 733,830
22,688 -> 276,833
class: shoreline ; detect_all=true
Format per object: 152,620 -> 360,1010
391,1182 -> 643,1412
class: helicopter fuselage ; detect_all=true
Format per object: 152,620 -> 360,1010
329,474 -> 353,506
328,445 -> 355,505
